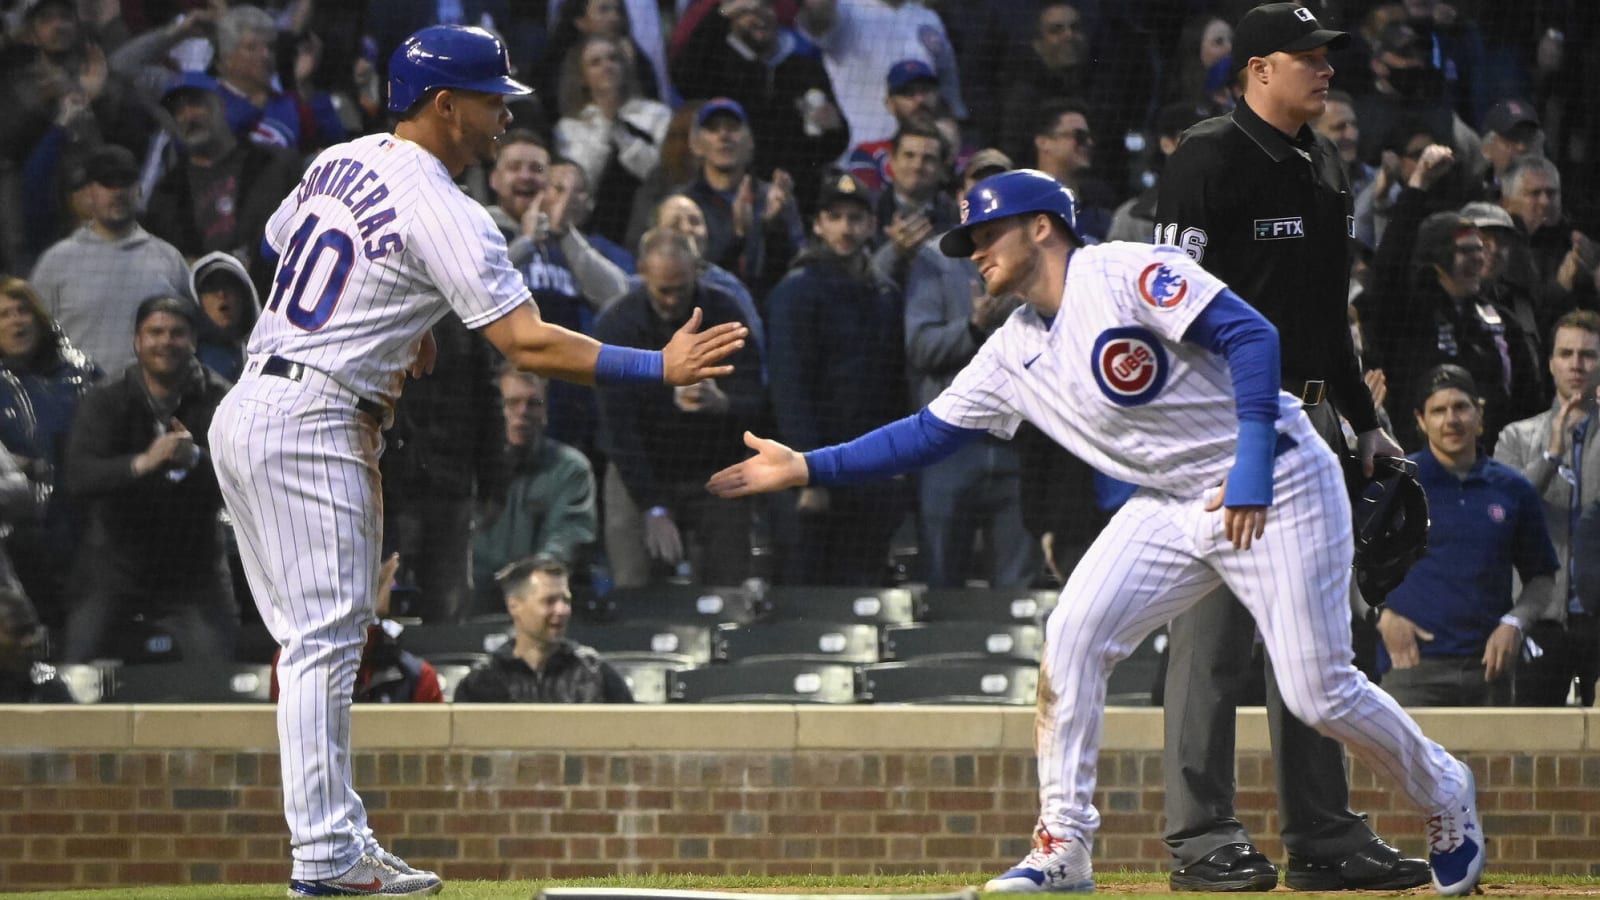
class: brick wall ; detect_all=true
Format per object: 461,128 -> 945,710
2,706 -> 1598,891
3,743 -> 1599,891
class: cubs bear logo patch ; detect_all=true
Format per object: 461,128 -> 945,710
1138,263 -> 1188,309
1091,327 -> 1169,406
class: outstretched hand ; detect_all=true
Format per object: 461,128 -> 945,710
663,308 -> 747,386
706,431 -> 809,497
1205,476 -> 1267,550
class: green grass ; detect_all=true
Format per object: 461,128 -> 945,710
9,871 -> 1600,900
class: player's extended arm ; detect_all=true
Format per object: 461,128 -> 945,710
707,410 -> 984,497
479,302 -> 746,387
1184,288 -> 1282,550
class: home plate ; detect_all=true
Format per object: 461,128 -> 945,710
536,889 -> 981,900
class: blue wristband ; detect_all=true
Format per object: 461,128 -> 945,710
1223,417 -> 1276,507
595,344 -> 665,385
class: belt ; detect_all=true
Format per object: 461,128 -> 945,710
1287,378 -> 1326,406
259,355 -> 386,421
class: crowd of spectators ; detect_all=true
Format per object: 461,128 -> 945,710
0,0 -> 1597,707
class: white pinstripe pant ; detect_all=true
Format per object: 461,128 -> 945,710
1035,414 -> 1468,843
210,366 -> 385,881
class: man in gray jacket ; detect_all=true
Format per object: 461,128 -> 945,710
29,146 -> 191,376
1493,309 -> 1600,705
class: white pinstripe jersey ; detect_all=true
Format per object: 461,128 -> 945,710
928,243 -> 1303,496
249,133 -> 530,404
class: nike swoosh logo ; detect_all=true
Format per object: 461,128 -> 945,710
337,878 -> 384,890
1024,353 -> 1042,369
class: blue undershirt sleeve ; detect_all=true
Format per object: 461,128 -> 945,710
804,409 -> 986,487
1182,288 -> 1281,507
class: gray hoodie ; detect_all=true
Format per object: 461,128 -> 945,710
188,251 -> 261,382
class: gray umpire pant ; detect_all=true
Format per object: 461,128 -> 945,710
1162,399 -> 1376,867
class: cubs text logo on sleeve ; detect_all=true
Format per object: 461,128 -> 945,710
1091,327 -> 1169,406
1137,262 -> 1189,309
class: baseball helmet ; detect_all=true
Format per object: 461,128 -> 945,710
387,25 -> 532,114
938,168 -> 1080,257
1342,455 -> 1429,606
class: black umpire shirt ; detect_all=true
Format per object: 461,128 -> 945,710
1156,96 -> 1380,435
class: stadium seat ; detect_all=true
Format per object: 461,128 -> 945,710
714,621 -> 879,665
399,621 -> 513,657
107,663 -> 274,703
669,660 -> 857,704
419,651 -> 489,669
760,585 -> 919,625
609,656 -> 697,704
233,619 -> 280,664
580,584 -> 758,626
1105,628 -> 1167,707
858,660 -> 1038,705
915,587 -> 1059,624
881,622 -> 1043,663
106,617 -> 185,664
432,664 -> 476,702
565,621 -> 712,667
54,663 -> 116,703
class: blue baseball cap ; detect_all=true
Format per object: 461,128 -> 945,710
160,71 -> 220,108
886,59 -> 938,95
695,97 -> 747,129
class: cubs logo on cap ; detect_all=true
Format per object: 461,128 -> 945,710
1092,327 -> 1169,406
1138,263 -> 1189,309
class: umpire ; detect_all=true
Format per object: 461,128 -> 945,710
1154,4 -> 1428,892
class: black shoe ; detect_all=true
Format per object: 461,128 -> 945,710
1286,837 -> 1432,891
1170,842 -> 1280,892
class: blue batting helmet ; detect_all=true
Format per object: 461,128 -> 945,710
387,25 -> 532,114
938,169 -> 1079,257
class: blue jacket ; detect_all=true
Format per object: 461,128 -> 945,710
766,248 -> 904,452
1382,450 -> 1559,666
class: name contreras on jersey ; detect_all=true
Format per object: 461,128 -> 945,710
294,158 -> 403,260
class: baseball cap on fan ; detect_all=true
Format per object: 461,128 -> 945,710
886,59 -> 938,95
1482,99 -> 1540,138
695,97 -> 747,129
1230,2 -> 1350,74
816,171 -> 873,213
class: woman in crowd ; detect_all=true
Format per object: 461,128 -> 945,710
543,0 -> 661,104
0,276 -> 99,636
554,33 -> 672,248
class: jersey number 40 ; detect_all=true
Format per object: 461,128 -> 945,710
267,213 -> 355,331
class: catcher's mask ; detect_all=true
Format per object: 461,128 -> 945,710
1342,455 -> 1430,606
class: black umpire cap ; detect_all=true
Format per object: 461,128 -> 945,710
1231,3 -> 1350,74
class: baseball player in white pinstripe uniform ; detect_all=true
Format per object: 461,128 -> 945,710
707,169 -> 1484,896
209,26 -> 746,898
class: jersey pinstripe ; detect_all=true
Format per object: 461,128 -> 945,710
929,243 -> 1302,495
936,240 -> 1476,882
251,132 -> 529,405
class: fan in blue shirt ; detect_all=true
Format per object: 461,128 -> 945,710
1379,365 -> 1559,706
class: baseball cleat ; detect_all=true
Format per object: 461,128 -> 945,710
1427,765 -> 1484,896
287,853 -> 443,896
984,823 -> 1095,893
372,847 -> 437,880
